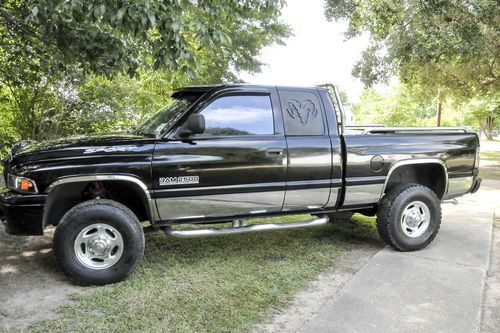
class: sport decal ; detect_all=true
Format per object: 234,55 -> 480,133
83,146 -> 135,154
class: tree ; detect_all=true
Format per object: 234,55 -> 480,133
0,0 -> 290,78
0,87 -> 18,158
353,82 -> 498,135
324,0 -> 498,91
0,1 -> 291,141
352,84 -> 436,126
324,0 -> 499,129
462,93 -> 500,139
75,72 -> 174,134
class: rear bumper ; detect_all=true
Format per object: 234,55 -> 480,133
0,188 -> 46,235
470,176 -> 482,194
444,169 -> 481,199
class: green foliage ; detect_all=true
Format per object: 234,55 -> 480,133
76,73 -> 172,133
0,0 -> 290,78
461,93 -> 500,138
0,89 -> 18,159
324,0 -> 499,98
325,0 -> 499,132
353,85 -> 436,126
0,1 -> 291,144
353,83 -> 499,132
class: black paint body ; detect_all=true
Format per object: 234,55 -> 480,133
0,84 -> 481,235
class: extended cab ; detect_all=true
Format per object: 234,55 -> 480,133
0,84 -> 482,285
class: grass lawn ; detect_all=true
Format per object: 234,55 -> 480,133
481,151 -> 500,159
26,214 -> 377,333
480,149 -> 500,181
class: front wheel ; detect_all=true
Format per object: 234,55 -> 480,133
54,199 -> 145,286
377,184 -> 441,251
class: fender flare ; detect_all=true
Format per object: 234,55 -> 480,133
43,175 -> 159,228
380,158 -> 448,198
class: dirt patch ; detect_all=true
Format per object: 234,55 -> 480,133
0,227 -> 88,331
253,241 -> 383,333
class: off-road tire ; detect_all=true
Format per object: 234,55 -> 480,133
376,183 -> 415,244
54,199 -> 145,286
376,184 -> 441,251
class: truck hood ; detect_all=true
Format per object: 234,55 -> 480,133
8,132 -> 156,165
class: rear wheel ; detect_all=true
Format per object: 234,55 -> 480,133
377,184 -> 441,251
54,199 -> 145,285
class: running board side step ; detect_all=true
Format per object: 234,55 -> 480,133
163,216 -> 330,239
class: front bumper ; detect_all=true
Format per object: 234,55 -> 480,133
0,188 -> 46,235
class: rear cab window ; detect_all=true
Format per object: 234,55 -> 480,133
278,90 -> 326,136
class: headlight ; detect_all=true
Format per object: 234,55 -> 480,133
7,174 -> 38,194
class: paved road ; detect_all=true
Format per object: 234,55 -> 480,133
296,180 -> 499,333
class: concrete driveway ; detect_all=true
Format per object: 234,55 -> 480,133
262,179 -> 500,333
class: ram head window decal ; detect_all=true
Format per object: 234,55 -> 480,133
286,99 -> 318,125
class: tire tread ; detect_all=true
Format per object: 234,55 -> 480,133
376,183 -> 415,246
54,199 -> 144,286
377,184 -> 442,251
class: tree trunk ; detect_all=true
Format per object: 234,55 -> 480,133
436,101 -> 442,127
484,115 -> 494,140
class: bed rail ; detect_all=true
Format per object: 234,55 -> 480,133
361,127 -> 470,135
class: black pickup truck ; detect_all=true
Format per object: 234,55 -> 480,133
0,84 -> 481,285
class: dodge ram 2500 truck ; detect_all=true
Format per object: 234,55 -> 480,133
0,84 -> 482,285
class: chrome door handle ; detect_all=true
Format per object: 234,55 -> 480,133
265,148 -> 284,156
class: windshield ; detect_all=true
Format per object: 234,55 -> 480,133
135,96 -> 197,138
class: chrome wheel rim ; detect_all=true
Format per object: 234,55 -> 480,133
74,223 -> 124,270
400,201 -> 431,238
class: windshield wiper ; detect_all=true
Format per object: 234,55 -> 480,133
134,130 -> 156,138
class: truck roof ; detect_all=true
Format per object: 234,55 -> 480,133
172,83 -> 325,97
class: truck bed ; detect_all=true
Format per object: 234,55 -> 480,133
341,130 -> 479,208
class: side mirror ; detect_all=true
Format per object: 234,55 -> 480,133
177,114 -> 205,139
